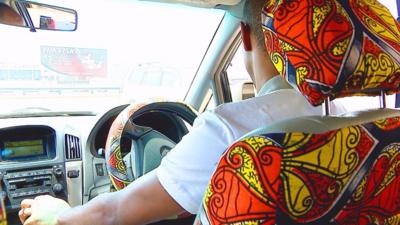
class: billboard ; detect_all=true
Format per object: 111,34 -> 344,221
41,46 -> 107,78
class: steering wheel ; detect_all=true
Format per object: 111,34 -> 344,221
105,102 -> 198,190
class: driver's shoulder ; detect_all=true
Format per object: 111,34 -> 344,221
212,88 -> 302,117
196,89 -> 303,134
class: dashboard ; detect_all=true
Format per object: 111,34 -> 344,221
0,104 -> 191,225
0,126 -> 62,211
0,113 -> 101,225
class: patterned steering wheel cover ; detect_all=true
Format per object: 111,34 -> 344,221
105,103 -> 146,190
0,185 -> 6,225
105,102 -> 198,191
263,0 -> 400,106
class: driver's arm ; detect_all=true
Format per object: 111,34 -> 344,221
20,171 -> 185,225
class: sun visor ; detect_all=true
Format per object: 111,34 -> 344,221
139,0 -> 241,8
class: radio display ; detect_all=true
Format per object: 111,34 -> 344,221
2,139 -> 45,160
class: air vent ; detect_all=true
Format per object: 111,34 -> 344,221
64,134 -> 81,160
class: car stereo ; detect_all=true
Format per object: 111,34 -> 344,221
0,126 -> 67,212
1,165 -> 67,211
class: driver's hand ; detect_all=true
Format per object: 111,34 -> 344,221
19,195 -> 71,225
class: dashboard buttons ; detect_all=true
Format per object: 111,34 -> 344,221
67,170 -> 80,178
9,185 -> 16,191
95,163 -> 105,176
97,148 -> 105,158
53,167 -> 63,178
52,183 -> 63,194
3,165 -> 67,210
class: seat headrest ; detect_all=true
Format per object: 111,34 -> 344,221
262,0 -> 400,106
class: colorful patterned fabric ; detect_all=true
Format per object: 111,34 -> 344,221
262,0 -> 400,106
105,103 -> 146,190
196,116 -> 400,225
0,185 -> 6,225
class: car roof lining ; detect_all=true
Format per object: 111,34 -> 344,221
139,0 -> 246,18
140,0 -> 241,8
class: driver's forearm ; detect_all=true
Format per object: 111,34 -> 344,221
56,171 -> 184,225
57,192 -> 117,225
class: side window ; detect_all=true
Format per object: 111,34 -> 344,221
226,44 -> 255,102
204,43 -> 253,111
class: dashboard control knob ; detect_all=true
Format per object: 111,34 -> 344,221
53,168 -> 63,177
52,183 -> 63,194
97,148 -> 105,158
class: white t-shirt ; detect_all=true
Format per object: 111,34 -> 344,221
156,76 -> 345,214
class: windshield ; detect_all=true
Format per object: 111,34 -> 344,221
0,0 -> 224,116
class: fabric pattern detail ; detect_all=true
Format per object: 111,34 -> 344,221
196,116 -> 400,225
342,36 -> 400,97
262,0 -> 400,106
334,143 -> 400,224
374,117 -> 400,131
350,0 -> 400,50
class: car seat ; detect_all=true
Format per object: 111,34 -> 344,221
195,0 -> 400,224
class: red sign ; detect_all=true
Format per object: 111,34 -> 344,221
41,46 -> 107,78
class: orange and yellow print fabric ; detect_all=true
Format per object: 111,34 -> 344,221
262,0 -> 400,106
196,116 -> 400,225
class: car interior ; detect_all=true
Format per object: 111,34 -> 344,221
0,0 -> 399,225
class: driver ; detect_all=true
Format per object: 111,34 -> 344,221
18,1 -> 345,224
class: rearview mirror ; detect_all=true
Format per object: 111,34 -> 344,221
0,0 -> 77,31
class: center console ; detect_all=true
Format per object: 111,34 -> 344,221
1,165 -> 67,211
0,126 -> 68,213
